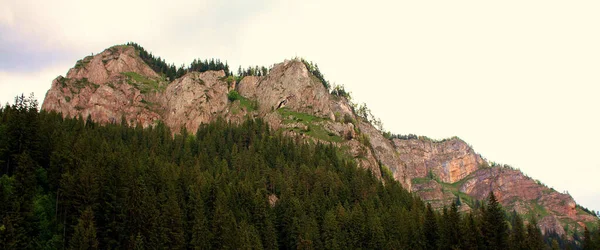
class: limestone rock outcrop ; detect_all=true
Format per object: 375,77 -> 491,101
237,60 -> 334,119
393,138 -> 485,184
162,70 -> 230,133
41,44 -> 598,236
358,121 -> 410,189
66,46 -> 159,85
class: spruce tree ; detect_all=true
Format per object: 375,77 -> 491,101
189,194 -> 210,249
525,217 -> 544,250
482,191 -> 508,250
583,226 -> 593,250
69,207 -> 99,250
550,239 -> 560,250
423,203 -> 439,250
509,211 -> 527,250
322,209 -> 340,250
445,202 -> 462,249
460,213 -> 481,250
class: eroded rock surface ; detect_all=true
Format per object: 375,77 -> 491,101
393,138 -> 485,184
238,60 -> 334,119
66,46 -> 158,85
359,121 -> 410,189
42,44 -> 598,236
162,71 -> 229,133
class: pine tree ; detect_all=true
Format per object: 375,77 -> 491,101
238,220 -> 263,250
482,191 -> 508,250
442,202 -> 462,249
423,203 -> 439,250
159,191 -> 185,249
210,193 -> 237,249
9,151 -> 39,249
322,209 -> 340,250
460,213 -> 481,250
69,207 -> 99,250
189,194 -> 210,250
0,215 -> 20,249
525,217 -> 544,250
509,211 -> 527,250
551,239 -> 560,250
132,233 -> 144,250
583,226 -> 593,250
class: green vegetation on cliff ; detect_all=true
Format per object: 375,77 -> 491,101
127,42 -> 232,81
121,72 -> 165,93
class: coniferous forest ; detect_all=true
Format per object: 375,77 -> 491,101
1,95 -> 599,249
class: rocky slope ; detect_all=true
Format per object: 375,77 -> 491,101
42,44 -> 598,235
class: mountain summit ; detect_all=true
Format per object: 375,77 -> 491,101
42,44 -> 598,235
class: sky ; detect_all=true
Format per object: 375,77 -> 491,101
1,0 -> 599,212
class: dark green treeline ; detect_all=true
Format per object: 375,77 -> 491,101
0,95 -> 596,250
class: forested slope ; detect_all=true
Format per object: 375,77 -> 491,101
2,95 -> 599,249
39,44 -> 599,237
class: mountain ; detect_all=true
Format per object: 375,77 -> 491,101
42,44 -> 598,236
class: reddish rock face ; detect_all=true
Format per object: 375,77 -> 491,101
393,138 -> 485,184
358,133 -> 485,191
358,121 -> 410,189
66,46 -> 159,85
42,44 -> 598,236
41,75 -> 163,128
458,167 -> 577,217
460,167 -> 544,202
161,71 -> 230,134
458,167 -> 598,234
237,60 -> 334,119
539,215 -> 566,235
42,46 -> 164,127
42,45 -> 382,177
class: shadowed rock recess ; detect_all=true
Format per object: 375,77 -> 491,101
42,44 -> 598,235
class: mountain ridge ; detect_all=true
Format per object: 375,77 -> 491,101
41,43 -> 599,236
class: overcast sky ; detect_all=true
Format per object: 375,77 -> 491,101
1,0 -> 599,212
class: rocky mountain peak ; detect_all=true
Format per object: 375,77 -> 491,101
41,44 -> 598,236
66,45 -> 158,85
238,59 -> 333,119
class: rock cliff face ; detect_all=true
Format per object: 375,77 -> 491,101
458,167 -> 597,233
358,121 -> 410,188
237,60 -> 333,119
65,45 -> 159,85
162,70 -> 230,133
42,46 -> 165,127
42,44 -> 597,236
393,138 -> 484,184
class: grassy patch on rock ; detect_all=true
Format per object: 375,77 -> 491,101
411,178 -> 431,185
74,56 -> 93,69
278,108 -> 342,143
529,200 -> 549,218
228,90 -> 258,112
68,78 -> 100,93
122,72 -> 165,93
278,108 -> 324,124
438,180 -> 475,208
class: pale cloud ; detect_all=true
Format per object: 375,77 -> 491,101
0,0 -> 599,211
0,63 -> 70,105
0,7 -> 14,26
